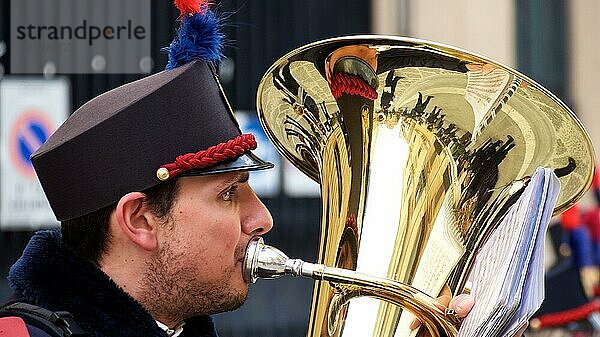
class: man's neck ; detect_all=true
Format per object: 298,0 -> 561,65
100,247 -> 183,328
100,256 -> 143,298
99,243 -> 156,318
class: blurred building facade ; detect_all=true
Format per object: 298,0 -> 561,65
1,1 -> 598,336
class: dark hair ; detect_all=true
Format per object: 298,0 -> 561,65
61,179 -> 180,265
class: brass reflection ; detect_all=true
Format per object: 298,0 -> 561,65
256,36 -> 596,337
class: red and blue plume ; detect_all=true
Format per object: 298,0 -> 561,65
165,0 -> 224,70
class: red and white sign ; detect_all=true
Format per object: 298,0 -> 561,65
0,78 -> 70,229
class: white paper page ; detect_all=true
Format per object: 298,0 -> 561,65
458,168 -> 560,337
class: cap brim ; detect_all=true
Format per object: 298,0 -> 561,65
179,151 -> 274,177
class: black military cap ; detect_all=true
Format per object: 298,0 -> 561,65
31,1 -> 272,221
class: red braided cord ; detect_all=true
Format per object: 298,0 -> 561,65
344,214 -> 358,233
329,72 -> 378,100
161,133 -> 257,178
535,299 -> 600,329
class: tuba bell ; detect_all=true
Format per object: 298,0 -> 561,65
251,36 -> 596,337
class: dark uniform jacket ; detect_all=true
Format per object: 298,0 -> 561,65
4,229 -> 219,337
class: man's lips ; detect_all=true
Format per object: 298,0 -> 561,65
236,252 -> 246,265
235,242 -> 250,264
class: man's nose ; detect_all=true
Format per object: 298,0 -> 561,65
242,186 -> 274,235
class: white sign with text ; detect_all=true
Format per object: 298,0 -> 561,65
0,78 -> 69,229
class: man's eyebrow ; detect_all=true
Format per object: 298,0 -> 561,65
218,172 -> 250,189
238,171 -> 250,183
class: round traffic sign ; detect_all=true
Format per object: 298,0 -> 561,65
8,110 -> 54,178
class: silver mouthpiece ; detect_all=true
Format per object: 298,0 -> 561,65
243,236 -> 317,283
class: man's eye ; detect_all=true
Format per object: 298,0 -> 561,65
222,186 -> 238,201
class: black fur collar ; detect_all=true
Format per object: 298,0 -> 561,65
7,229 -> 217,337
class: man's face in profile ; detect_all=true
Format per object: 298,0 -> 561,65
139,171 -> 273,320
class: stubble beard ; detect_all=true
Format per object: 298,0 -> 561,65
138,241 -> 249,324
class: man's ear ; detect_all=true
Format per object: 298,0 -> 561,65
114,192 -> 158,251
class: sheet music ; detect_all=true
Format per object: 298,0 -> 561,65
458,167 -> 560,337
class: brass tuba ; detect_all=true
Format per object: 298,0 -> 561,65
251,36 -> 596,337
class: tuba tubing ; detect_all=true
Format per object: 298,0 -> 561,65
244,237 -> 459,337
